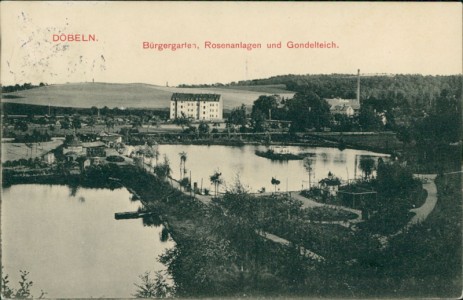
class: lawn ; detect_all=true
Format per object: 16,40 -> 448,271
305,206 -> 358,221
1,140 -> 63,162
2,82 -> 294,110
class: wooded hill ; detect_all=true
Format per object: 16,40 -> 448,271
182,74 -> 462,111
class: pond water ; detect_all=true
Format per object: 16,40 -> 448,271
155,145 -> 389,193
1,184 -> 174,298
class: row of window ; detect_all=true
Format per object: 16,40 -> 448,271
175,101 -> 219,106
178,107 -> 219,112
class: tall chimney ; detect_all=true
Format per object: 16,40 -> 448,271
357,69 -> 360,105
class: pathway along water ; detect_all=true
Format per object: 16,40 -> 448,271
1,184 -> 175,298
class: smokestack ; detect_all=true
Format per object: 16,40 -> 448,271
357,69 -> 360,104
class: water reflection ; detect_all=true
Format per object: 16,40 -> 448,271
157,145 -> 389,193
160,228 -> 170,243
69,184 -> 79,197
333,152 -> 346,164
2,184 -> 175,298
142,214 -> 163,227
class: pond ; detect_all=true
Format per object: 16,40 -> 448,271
154,144 -> 389,193
1,184 -> 174,298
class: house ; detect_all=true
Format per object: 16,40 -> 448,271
99,131 -> 122,148
325,98 -> 360,116
120,145 -> 136,157
271,146 -> 290,154
83,141 -> 107,157
170,93 -> 223,121
318,172 -> 342,196
42,151 -> 56,164
80,158 -> 91,170
64,151 -> 80,162
90,157 -> 104,165
325,69 -> 362,116
63,135 -> 84,155
330,104 -> 355,117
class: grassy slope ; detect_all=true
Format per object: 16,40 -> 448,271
2,83 -> 294,110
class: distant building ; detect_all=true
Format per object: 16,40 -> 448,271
64,151 -> 80,162
329,104 -> 355,117
80,158 -> 91,170
83,141 -> 107,157
326,98 -> 360,116
170,93 -> 223,121
63,135 -> 84,155
325,69 -> 361,116
318,172 -> 342,196
99,132 -> 122,148
42,151 -> 56,164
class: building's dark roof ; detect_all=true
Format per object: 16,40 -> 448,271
319,178 -> 341,186
171,93 -> 221,102
65,151 -> 79,157
330,104 -> 353,113
82,141 -> 106,148
65,135 -> 83,147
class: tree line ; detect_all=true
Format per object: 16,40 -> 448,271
2,82 -> 47,93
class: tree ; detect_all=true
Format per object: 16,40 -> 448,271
303,157 -> 313,189
1,267 -> 15,299
227,104 -> 247,129
286,91 -> 330,131
133,271 -> 173,298
153,155 -> 171,179
71,116 -> 82,133
251,95 -> 279,120
104,117 -> 115,132
90,106 -> 99,116
60,118 -> 70,131
358,106 -> 382,131
359,157 -> 375,180
15,270 -> 33,298
271,177 -> 281,193
147,140 -> 160,166
150,115 -> 162,128
179,151 -> 187,179
210,170 -> 223,197
1,268 -> 45,299
173,112 -> 191,129
131,117 -> 143,131
14,121 -> 28,132
87,117 -> 96,133
250,109 -> 267,133
198,121 -> 210,135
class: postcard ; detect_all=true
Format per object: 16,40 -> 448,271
1,1 -> 462,299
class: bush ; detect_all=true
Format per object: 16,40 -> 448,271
106,155 -> 125,163
180,177 -> 191,189
305,206 -> 358,222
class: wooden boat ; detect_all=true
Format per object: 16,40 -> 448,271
115,211 -> 154,220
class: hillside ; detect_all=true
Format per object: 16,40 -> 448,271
1,82 -> 294,110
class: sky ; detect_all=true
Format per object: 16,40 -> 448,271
1,1 -> 462,86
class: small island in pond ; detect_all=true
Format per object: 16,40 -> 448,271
255,147 -> 308,160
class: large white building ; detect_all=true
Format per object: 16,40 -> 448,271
170,93 -> 223,121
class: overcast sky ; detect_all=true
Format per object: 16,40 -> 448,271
1,1 -> 462,86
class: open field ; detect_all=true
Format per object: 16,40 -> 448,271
1,140 -> 63,162
2,83 -> 295,110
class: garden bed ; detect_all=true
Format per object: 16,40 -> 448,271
305,206 -> 358,222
